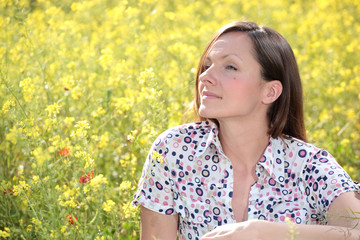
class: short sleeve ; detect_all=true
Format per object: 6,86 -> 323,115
304,149 -> 359,220
131,133 -> 176,215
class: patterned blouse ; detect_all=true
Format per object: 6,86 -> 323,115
132,121 -> 358,240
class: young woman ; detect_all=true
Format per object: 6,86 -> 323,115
132,21 -> 360,240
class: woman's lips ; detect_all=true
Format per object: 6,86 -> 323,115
202,91 -> 221,99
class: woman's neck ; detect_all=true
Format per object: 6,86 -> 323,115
218,117 -> 270,170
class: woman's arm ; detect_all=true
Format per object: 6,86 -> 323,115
200,191 -> 360,240
325,191 -> 360,237
140,206 -> 178,240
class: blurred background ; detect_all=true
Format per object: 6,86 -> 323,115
0,0 -> 359,239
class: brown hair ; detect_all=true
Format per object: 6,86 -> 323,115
193,21 -> 306,141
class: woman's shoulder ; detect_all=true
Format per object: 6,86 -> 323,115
281,135 -> 340,168
282,135 -> 325,156
279,136 -> 355,185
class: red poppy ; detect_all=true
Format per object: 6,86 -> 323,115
59,148 -> 71,157
79,170 -> 94,184
66,214 -> 78,225
3,189 -> 13,196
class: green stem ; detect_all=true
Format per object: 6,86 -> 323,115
22,191 -> 48,237
0,69 -> 28,119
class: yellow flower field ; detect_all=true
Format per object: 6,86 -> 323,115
1,0 -> 359,239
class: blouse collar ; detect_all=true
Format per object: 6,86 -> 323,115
194,121 -> 286,184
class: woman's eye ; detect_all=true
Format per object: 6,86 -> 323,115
226,65 -> 237,71
203,65 -> 210,70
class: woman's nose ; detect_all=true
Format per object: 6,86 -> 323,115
199,66 -> 217,86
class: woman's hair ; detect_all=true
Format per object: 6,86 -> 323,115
193,21 -> 306,141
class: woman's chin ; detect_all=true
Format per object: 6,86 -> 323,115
198,109 -> 218,119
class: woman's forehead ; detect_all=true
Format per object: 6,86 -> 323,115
206,32 -> 253,59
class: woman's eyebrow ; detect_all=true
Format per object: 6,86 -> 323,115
206,53 -> 243,62
222,53 -> 243,62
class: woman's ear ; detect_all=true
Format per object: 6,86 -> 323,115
262,80 -> 283,105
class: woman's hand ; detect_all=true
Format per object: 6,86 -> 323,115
200,220 -> 278,240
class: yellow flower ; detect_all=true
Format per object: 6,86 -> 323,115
122,201 -> 134,218
19,77 -> 36,102
5,126 -> 19,144
66,61 -> 77,69
91,107 -> 106,118
63,117 -> 75,126
99,131 -> 110,148
72,120 -> 90,138
46,102 -> 62,117
71,2 -> 84,12
1,100 -> 15,115
74,150 -> 95,169
50,230 -> 57,238
127,129 -> 138,142
26,225 -> 32,232
332,105 -> 341,113
138,68 -> 155,85
346,109 -> 356,121
21,198 -> 28,208
58,187 -> 79,208
119,181 -> 133,191
152,151 -> 164,163
31,147 -> 50,166
44,118 -> 57,130
48,146 -> 56,153
344,165 -> 356,178
71,86 -> 82,100
59,198 -> 78,208
319,109 -> 330,122
114,97 -> 133,115
32,175 -> 40,185
13,181 -> 31,196
0,227 -> 10,238
102,200 -> 115,212
32,218 -> 42,226
285,217 -> 298,240
94,236 -> 105,240
59,75 -> 75,90
90,174 -> 108,191
99,48 -> 113,70
340,139 -> 350,147
61,225 -> 67,233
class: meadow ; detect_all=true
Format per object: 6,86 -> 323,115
1,0 -> 359,239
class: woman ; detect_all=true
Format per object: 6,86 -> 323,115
132,21 -> 360,240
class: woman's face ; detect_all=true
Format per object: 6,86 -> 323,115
198,31 -> 268,122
